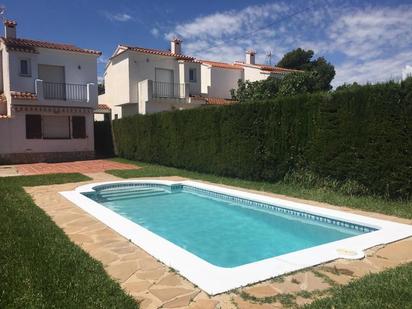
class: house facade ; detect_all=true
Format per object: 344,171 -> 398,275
0,20 -> 101,163
100,42 -> 299,118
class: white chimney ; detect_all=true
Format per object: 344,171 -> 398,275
4,20 -> 17,39
246,50 -> 256,65
171,37 -> 182,55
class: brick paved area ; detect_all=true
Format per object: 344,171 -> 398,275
16,159 -> 137,175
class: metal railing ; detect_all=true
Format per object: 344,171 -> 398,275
43,82 -> 87,101
153,81 -> 186,99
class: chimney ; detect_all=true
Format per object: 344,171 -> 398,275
4,20 -> 17,39
171,37 -> 182,55
246,50 -> 256,65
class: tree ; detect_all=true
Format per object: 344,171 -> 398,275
278,71 -> 317,96
277,48 -> 335,91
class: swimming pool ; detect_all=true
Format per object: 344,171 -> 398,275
61,180 -> 412,294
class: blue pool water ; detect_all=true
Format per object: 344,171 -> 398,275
84,185 -> 369,268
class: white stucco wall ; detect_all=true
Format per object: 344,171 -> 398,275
8,48 -> 98,94
208,67 -> 242,99
243,66 -> 268,82
0,111 -> 94,155
402,65 -> 412,80
201,64 -> 211,95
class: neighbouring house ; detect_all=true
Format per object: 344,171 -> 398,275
402,65 -> 412,80
0,20 -> 101,164
100,42 -> 298,118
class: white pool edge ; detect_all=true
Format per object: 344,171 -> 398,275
60,180 -> 412,295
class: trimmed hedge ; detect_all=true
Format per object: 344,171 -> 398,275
113,81 -> 412,199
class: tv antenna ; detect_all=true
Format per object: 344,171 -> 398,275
265,50 -> 273,66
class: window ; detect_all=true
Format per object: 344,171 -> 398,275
42,116 -> 70,139
19,59 -> 31,76
189,68 -> 197,82
26,115 -> 42,139
72,116 -> 86,138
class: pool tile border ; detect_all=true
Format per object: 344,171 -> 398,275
60,179 -> 412,295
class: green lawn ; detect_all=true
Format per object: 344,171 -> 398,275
0,173 -> 138,308
108,158 -> 412,220
305,262 -> 412,309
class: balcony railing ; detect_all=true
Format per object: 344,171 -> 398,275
43,82 -> 88,101
153,81 -> 186,99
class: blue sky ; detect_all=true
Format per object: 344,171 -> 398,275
3,0 -> 412,86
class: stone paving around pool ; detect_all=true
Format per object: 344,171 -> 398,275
15,159 -> 137,175
25,172 -> 412,309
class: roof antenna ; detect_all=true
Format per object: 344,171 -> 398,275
265,50 -> 273,66
0,5 -> 6,21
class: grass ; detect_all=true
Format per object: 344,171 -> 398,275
0,173 -> 138,308
305,262 -> 412,309
108,158 -> 412,220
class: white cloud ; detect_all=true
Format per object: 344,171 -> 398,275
103,12 -> 132,22
151,28 -> 160,37
163,2 -> 412,86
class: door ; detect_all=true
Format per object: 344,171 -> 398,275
155,68 -> 174,97
38,64 -> 66,99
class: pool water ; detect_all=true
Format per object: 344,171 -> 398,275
84,185 -> 366,268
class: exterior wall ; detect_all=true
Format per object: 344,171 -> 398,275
179,61 -> 201,96
200,64 -> 211,95
9,48 -> 98,94
243,66 -> 267,82
102,52 -> 130,113
0,110 -> 94,159
402,65 -> 412,80
208,67 -> 242,99
128,52 -> 181,103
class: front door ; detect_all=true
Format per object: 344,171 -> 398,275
155,68 -> 174,97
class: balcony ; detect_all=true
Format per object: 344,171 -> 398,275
152,81 -> 187,99
43,82 -> 88,101
34,79 -> 97,105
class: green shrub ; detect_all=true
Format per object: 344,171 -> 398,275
113,80 -> 412,199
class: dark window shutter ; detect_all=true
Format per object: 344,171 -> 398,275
72,116 -> 86,138
26,115 -> 42,139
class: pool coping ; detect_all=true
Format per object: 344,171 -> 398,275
60,179 -> 412,295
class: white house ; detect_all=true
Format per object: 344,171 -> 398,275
402,65 -> 412,80
99,39 -> 205,119
100,42 -> 299,118
0,20 -> 101,163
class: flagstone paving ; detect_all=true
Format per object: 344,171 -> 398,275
25,172 -> 412,308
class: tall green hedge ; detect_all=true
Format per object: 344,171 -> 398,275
113,81 -> 412,199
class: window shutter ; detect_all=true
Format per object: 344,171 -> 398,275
72,116 -> 86,138
26,114 -> 42,139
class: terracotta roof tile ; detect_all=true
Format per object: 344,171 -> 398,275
96,104 -> 111,111
10,91 -> 38,100
205,97 -> 238,105
1,37 -> 102,55
120,45 -> 194,60
235,61 -> 302,73
201,60 -> 243,70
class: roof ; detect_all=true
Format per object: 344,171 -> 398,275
10,91 -> 38,100
1,37 -> 102,55
117,45 -> 194,61
205,97 -> 238,105
235,62 -> 302,74
94,104 -> 112,114
201,60 -> 243,70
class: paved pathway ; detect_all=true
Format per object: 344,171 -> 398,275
26,173 -> 412,309
15,159 -> 137,175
